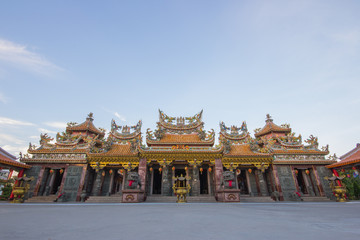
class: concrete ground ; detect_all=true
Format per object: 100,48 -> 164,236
0,202 -> 359,240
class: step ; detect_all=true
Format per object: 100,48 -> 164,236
86,195 -> 123,203
239,195 -> 275,203
302,196 -> 332,202
146,195 -> 216,203
26,195 -> 58,203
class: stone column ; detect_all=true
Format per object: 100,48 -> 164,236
76,165 -> 88,201
254,170 -> 262,196
33,166 -> 45,196
272,165 -> 284,201
258,171 -> 269,196
245,170 -> 252,194
108,170 -> 115,196
59,166 -> 68,193
312,165 -> 325,196
94,169 -> 103,196
138,159 -> 147,192
121,170 -> 127,191
191,167 -> 200,196
214,159 -> 223,200
161,166 -> 172,196
207,169 -> 213,196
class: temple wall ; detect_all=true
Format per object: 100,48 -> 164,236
62,166 -> 83,201
24,165 -> 42,199
101,171 -> 111,196
276,165 -> 297,201
248,172 -> 258,196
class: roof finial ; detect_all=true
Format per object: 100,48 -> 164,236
87,112 -> 94,121
266,114 -> 273,123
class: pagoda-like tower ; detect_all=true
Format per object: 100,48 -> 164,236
142,110 -> 221,197
21,113 -> 106,202
254,114 -> 335,201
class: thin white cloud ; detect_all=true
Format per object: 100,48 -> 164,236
0,116 -> 34,126
0,133 -> 25,145
2,145 -> 28,157
0,92 -> 8,104
0,38 -> 63,76
29,135 -> 39,139
333,30 -> 360,45
115,112 -> 126,122
44,121 -> 67,129
38,128 -> 57,134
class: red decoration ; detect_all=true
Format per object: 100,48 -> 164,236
295,170 -> 298,175
305,170 -> 310,175
59,169 -> 64,174
341,169 -> 345,172
248,169 -> 252,174
109,170 -> 113,175
200,168 -> 203,174
185,167 -> 188,171
208,167 -> 212,173
352,167 -> 357,170
236,169 -> 241,175
172,167 -> 175,171
49,169 -> 54,174
159,167 -> 162,173
149,167 -> 153,172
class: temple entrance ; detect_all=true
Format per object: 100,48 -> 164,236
296,170 -> 308,194
152,169 -> 162,194
200,168 -> 208,194
237,169 -> 249,194
113,173 -> 123,194
50,169 -> 64,194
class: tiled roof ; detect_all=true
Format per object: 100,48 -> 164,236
28,147 -> 89,154
327,150 -> 360,168
147,133 -> 214,146
0,148 -> 30,169
225,144 -> 271,157
255,122 -> 291,138
90,143 -> 137,156
67,119 -> 104,136
273,149 -> 327,155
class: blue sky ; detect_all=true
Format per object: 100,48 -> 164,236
0,1 -> 359,158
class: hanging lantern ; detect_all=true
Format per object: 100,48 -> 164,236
172,166 -> 175,171
59,169 -> 64,174
49,169 -> 54,174
305,170 -> 310,175
295,170 -> 298,175
236,169 -> 241,175
109,169 -> 113,175
101,171 -> 105,177
159,167 -> 162,173
118,169 -> 124,175
248,169 -> 252,174
200,167 -> 203,174
208,167 -> 212,173
185,166 -> 188,171
149,167 -> 153,172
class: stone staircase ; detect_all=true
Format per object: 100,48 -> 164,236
85,194 -> 123,203
25,194 -> 58,203
239,195 -> 275,203
302,196 -> 332,202
146,195 -> 217,203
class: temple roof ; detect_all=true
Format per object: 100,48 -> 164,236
66,113 -> 105,137
147,133 -> 214,146
109,120 -> 142,141
327,143 -> 360,168
219,121 -> 249,142
158,109 -> 203,130
89,143 -> 138,157
255,114 -> 291,138
0,147 -> 30,169
224,144 -> 272,157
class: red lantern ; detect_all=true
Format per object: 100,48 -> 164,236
295,170 -> 298,175
208,167 -> 212,173
341,169 -> 345,172
49,169 -> 54,174
305,170 -> 310,175
149,167 -> 153,172
236,169 -> 241,175
159,167 -> 162,173
248,169 -> 252,174
200,168 -> 203,174
59,169 -> 64,174
119,169 -> 124,175
185,167 -> 188,171
109,170 -> 113,175
172,167 -> 175,171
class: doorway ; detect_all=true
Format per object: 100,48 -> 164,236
237,169 -> 249,194
50,169 -> 64,194
152,169 -> 162,194
200,168 -> 208,194
296,170 -> 308,194
175,169 -> 186,177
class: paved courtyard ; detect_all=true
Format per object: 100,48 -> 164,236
0,202 -> 359,240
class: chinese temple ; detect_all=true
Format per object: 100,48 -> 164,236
21,111 -> 336,202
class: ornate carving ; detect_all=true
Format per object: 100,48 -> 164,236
305,135 -> 319,149
40,133 -> 54,145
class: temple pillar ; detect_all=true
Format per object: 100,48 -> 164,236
121,170 -> 127,191
245,170 -> 252,194
107,170 -> 115,195
214,159 -> 223,200
94,169 -> 103,196
312,165 -> 325,196
258,171 -> 269,196
254,170 -> 262,196
59,166 -> 68,193
161,166 -> 171,196
192,167 -> 200,196
33,166 -> 45,196
76,165 -> 88,201
272,165 -> 284,201
138,159 -> 147,192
